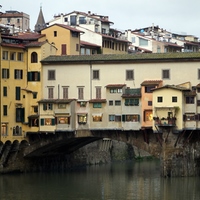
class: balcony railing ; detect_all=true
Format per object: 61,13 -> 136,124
154,117 -> 176,127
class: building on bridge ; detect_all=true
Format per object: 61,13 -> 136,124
37,53 -> 200,138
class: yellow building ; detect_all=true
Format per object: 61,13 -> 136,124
0,32 -> 56,143
41,24 -> 84,55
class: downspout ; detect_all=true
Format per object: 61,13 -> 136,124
90,61 -> 92,99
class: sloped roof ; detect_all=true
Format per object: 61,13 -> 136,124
41,52 -> 200,64
152,84 -> 190,92
43,23 -> 84,33
141,80 -> 162,86
105,84 -> 126,88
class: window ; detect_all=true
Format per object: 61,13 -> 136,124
17,52 -> 23,61
31,52 -> 38,63
148,101 -> 152,106
10,52 -> 16,60
157,96 -> 163,102
63,87 -> 68,99
96,87 -> 101,99
144,110 -> 153,122
126,70 -> 134,80
72,32 -> 78,37
57,117 -> 70,124
109,100 -> 113,106
3,105 -> 7,116
33,92 -> 37,99
2,51 -> 8,60
198,69 -> 200,79
16,87 -> 21,100
61,44 -> 67,55
172,96 -> 177,102
110,88 -> 122,93
29,118 -> 39,127
70,15 -> 77,25
197,100 -> 200,106
78,87 -> 84,100
76,44 -> 79,51
139,38 -> 148,46
162,69 -> 170,79
40,118 -> 55,126
44,118 -> 55,125
33,106 -> 38,113
183,114 -> 195,121
93,103 -> 102,108
78,114 -> 87,124
109,115 -> 121,122
13,126 -> 22,136
43,103 -> 53,110
79,17 -> 86,24
2,69 -> 9,79
186,96 -> 194,104
125,98 -> 139,106
145,86 -> 155,93
1,123 -> 8,136
48,70 -> 55,80
92,114 -> 102,122
54,31 -> 57,37
3,87 -> 7,97
197,88 -> 200,93
27,72 -> 40,81
122,115 -> 140,122
14,70 -> 23,79
93,70 -> 99,79
16,108 -> 24,122
48,87 -> 54,99
64,17 -> 68,22
115,100 -> 121,106
80,101 -> 86,107
132,37 -> 135,43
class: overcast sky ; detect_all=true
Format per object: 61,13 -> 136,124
1,0 -> 200,37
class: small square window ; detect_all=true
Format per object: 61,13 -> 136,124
172,96 -> 177,102
115,100 -> 121,106
109,100 -> 113,106
148,101 -> 152,106
126,70 -> 134,80
93,70 -> 99,79
48,70 -> 55,80
157,96 -> 163,102
162,69 -> 170,79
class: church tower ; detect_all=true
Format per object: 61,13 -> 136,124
34,6 -> 46,33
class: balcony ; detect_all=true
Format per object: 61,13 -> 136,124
122,88 -> 141,98
154,117 -> 176,127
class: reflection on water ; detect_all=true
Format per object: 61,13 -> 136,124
0,160 -> 199,200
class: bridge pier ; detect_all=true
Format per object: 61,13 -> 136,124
160,129 -> 200,177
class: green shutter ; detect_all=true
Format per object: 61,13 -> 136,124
27,72 -> 32,81
43,103 -> 47,110
138,115 -> 140,122
51,118 -> 55,125
21,108 -> 25,122
16,87 -> 21,100
38,72 -> 40,81
40,119 -> 44,126
122,115 -> 125,122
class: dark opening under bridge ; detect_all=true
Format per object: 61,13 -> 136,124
0,128 -> 200,177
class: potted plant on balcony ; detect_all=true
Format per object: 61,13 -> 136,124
153,116 -> 160,125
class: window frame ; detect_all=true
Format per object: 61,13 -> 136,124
162,69 -> 170,79
126,70 -> 134,80
48,70 -> 55,80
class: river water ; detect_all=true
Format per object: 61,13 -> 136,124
0,160 -> 199,200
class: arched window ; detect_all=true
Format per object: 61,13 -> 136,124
31,52 -> 38,63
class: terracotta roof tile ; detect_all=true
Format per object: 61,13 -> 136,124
105,84 -> 126,88
141,80 -> 163,86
